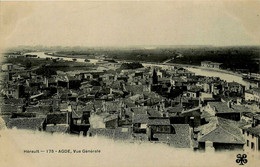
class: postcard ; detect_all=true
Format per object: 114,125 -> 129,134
0,1 -> 260,167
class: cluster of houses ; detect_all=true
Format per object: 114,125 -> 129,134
201,61 -> 223,69
1,56 -> 260,152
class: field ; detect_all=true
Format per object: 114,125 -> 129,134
5,46 -> 260,73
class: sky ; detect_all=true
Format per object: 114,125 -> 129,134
0,0 -> 260,49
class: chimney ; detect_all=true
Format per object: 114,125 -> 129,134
252,116 -> 256,127
190,117 -> 195,131
44,76 -> 48,87
227,101 -> 231,108
252,116 -> 258,127
147,126 -> 153,141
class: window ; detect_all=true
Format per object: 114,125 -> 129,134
242,130 -> 245,134
247,132 -> 249,136
247,140 -> 249,147
165,126 -> 170,132
251,142 -> 255,150
252,134 -> 254,139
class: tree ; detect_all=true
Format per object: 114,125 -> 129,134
35,65 -> 57,77
120,62 -> 144,69
25,61 -> 32,69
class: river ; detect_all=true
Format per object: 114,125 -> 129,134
24,52 -> 100,64
25,52 -> 256,89
185,67 -> 257,89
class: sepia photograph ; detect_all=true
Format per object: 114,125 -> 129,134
0,0 -> 260,167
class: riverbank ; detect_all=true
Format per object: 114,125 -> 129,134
187,66 -> 243,78
23,51 -> 256,88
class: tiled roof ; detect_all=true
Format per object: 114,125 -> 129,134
253,88 -> 260,94
104,114 -> 118,122
7,117 -> 45,130
166,105 -> 184,113
0,104 -> 20,113
208,102 -> 251,114
187,86 -> 201,93
131,107 -> 147,115
45,124 -> 70,133
181,106 -> 201,116
242,125 -> 260,136
105,101 -> 121,112
197,117 -> 244,144
3,98 -> 25,105
148,108 -> 162,117
93,101 -> 103,110
132,133 -> 148,141
125,85 -> 144,95
72,109 -> 83,119
123,98 -> 136,108
153,124 -> 191,148
0,115 -> 11,125
26,105 -> 51,115
46,112 -> 68,124
88,128 -> 115,138
227,81 -> 241,86
132,114 -> 149,124
113,127 -> 133,140
147,117 -> 170,126
88,127 -> 133,140
171,77 -> 186,83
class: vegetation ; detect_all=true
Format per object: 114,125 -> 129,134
120,62 -> 144,69
6,46 -> 260,73
4,56 -> 93,72
35,65 -> 57,77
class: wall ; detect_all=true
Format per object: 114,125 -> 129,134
243,129 -> 259,152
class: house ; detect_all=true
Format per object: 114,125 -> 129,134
170,76 -> 187,87
147,117 -> 173,141
245,89 -> 255,102
0,104 -> 24,115
195,117 -> 245,151
245,88 -> 260,103
46,112 -> 71,125
132,114 -> 149,133
26,78 -> 42,88
206,101 -> 251,121
172,68 -> 195,77
26,105 -> 52,117
104,114 -> 119,129
56,75 -> 69,88
152,124 -> 192,148
199,92 -> 220,105
201,61 -> 223,69
185,86 -> 201,98
181,107 -> 201,127
4,84 -> 24,99
1,63 -> 13,71
67,76 -> 81,89
87,126 -> 133,140
224,81 -> 245,96
87,128 -> 115,139
113,126 -> 133,140
45,112 -> 72,133
45,124 -> 70,134
166,104 -> 184,119
241,115 -> 260,152
202,80 -> 223,95
7,117 -> 46,131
